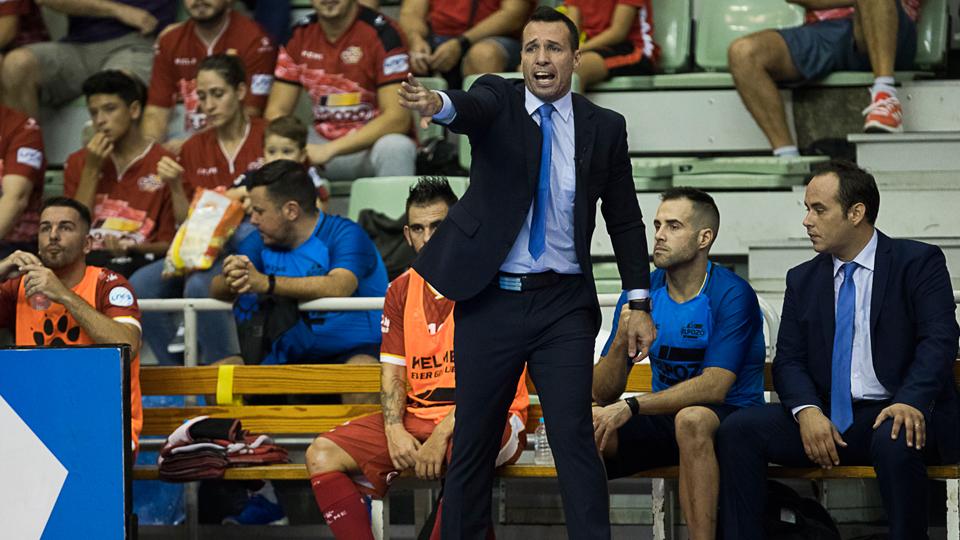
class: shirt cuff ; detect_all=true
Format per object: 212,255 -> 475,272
791,404 -> 821,422
626,289 -> 650,301
432,91 -> 457,124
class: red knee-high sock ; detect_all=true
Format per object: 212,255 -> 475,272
310,472 -> 374,540
429,498 -> 496,540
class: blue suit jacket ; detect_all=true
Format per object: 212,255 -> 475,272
772,231 -> 960,460
413,76 -> 651,313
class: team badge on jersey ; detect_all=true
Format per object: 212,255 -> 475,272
340,46 -> 363,64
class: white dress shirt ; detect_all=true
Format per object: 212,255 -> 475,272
792,230 -> 891,419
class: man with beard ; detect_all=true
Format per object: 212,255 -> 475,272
592,187 -> 765,540
0,197 -> 144,451
143,0 -> 277,151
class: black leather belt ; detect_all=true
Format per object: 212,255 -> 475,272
496,271 -> 562,292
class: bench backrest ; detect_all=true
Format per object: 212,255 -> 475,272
347,176 -> 469,222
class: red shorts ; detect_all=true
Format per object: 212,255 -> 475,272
321,411 -> 526,498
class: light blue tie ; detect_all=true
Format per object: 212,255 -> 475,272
830,262 -> 858,433
528,103 -> 555,260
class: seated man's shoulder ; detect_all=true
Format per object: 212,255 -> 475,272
292,11 -> 319,30
355,7 -> 405,52
156,20 -> 186,42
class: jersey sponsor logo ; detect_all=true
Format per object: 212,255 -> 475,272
381,315 -> 390,333
24,117 -> 40,131
174,57 -> 198,66
196,166 -> 219,176
109,286 -> 135,307
137,174 -> 165,192
250,74 -> 274,96
680,323 -> 706,340
409,351 -> 455,380
16,147 -> 43,169
257,37 -> 274,53
383,53 -> 409,76
656,359 -> 703,387
301,50 -> 324,61
104,272 -> 119,282
340,46 -> 363,65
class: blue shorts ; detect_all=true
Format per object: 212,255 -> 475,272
777,3 -> 917,83
604,403 -> 742,479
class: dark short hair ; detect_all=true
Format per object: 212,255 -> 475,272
246,160 -> 318,214
527,6 -> 579,51
82,70 -> 145,106
41,197 -> 92,230
266,116 -> 308,150
809,159 -> 880,225
661,186 -> 720,236
406,176 -> 459,213
198,53 -> 247,88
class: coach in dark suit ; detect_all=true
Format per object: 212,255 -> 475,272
398,7 -> 656,539
717,160 -> 960,540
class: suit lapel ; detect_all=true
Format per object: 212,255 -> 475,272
870,231 -> 892,333
818,254 -> 836,351
572,95 -> 595,252
519,83 -> 542,194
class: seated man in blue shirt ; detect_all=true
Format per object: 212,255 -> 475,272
592,187 -> 765,540
211,159 -> 388,374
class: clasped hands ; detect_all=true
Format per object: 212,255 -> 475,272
222,254 -> 269,295
798,402 -> 926,469
385,424 -> 449,480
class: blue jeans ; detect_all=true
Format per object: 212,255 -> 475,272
129,258 -> 239,365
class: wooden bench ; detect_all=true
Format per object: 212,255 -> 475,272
134,362 -> 960,539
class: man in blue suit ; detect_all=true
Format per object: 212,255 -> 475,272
398,7 -> 656,539
717,160 -> 960,540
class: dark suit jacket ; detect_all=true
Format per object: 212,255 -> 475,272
772,231 -> 960,460
414,75 -> 650,314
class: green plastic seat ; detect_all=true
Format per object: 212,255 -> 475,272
914,0 -> 948,68
593,262 -> 621,280
347,176 -> 469,221
632,157 -> 696,178
459,72 -> 582,171
671,173 -> 807,190
696,0 -> 804,71
652,0 -> 691,73
672,156 -> 828,176
44,170 -> 65,198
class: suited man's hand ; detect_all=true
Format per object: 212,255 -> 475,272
626,309 -> 656,362
398,74 -> 443,130
797,407 -> 847,468
873,403 -> 926,450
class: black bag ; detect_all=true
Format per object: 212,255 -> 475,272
234,294 -> 301,365
358,209 -> 416,281
764,480 -> 841,540
415,137 -> 467,177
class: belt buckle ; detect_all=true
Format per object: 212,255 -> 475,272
498,275 -> 523,292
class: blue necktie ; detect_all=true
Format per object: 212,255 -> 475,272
528,103 -> 555,260
830,262 -> 858,433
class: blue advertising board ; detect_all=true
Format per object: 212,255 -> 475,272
0,346 -> 131,539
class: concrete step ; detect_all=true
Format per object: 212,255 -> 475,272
849,132 -> 960,188
900,80 -> 960,132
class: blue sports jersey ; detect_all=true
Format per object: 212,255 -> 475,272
235,213 -> 388,363
601,262 -> 765,408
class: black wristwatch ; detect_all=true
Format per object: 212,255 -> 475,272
267,274 -> 276,295
624,396 -> 640,416
628,297 -> 651,312
456,35 -> 472,52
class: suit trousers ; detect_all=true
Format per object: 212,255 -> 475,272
440,275 -> 610,540
717,402 -> 942,540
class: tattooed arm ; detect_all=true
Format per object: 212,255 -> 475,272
381,363 -> 420,470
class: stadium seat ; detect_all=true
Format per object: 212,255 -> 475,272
696,0 -> 805,72
38,97 -> 89,167
347,175 -> 469,221
459,72 -> 583,170
44,170 -> 65,198
670,156 -> 828,189
592,261 -> 622,294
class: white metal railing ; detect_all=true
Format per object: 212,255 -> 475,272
138,291 -> 785,366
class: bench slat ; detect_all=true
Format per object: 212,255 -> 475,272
142,404 -> 380,436
141,365 -> 382,395
132,463 -> 960,482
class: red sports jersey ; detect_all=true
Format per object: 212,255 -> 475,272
428,0 -> 533,38
148,9 -> 276,132
63,143 -> 176,250
808,0 -> 920,23
274,7 -> 409,140
566,0 -> 659,63
178,116 -> 265,197
0,0 -> 48,51
0,105 -> 45,244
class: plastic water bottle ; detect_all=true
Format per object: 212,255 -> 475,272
533,417 -> 554,466
29,293 -> 50,311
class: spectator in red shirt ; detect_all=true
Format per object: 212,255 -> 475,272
1,0 -> 175,117
565,0 -> 658,87
728,0 -> 921,157
142,0 -> 277,153
130,54 -> 266,367
0,0 -> 48,53
264,0 -> 415,182
398,0 -> 533,88
0,104 -> 45,258
64,70 -> 176,277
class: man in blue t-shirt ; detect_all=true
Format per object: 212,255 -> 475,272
592,187 -> 765,540
211,159 -> 388,371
